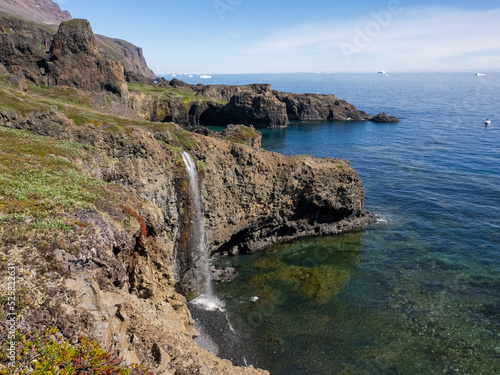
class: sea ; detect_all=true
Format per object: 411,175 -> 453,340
176,72 -> 500,374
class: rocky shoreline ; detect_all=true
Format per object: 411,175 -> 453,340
132,78 -> 399,128
1,12 -> 382,375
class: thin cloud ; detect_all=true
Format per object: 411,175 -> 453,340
243,6 -> 500,70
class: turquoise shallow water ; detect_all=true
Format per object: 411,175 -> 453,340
202,73 -> 500,374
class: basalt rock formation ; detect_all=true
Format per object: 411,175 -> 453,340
0,17 -> 129,98
128,80 -> 399,129
274,91 -> 371,121
0,8 -> 154,83
47,19 -> 128,99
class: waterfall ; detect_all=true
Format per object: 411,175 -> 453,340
182,151 -> 221,310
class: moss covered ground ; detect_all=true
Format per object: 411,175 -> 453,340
127,82 -> 227,105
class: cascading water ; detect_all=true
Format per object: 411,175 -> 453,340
182,152 -> 247,364
181,151 -> 221,310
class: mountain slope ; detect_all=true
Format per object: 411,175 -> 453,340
0,0 -> 155,78
0,0 -> 71,25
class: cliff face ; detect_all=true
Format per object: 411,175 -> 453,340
0,7 -> 154,80
0,17 -> 129,98
128,80 -> 399,128
48,19 -> 129,99
0,71 -> 374,371
96,34 -> 155,79
0,13 -> 378,374
195,138 -> 373,255
0,104 -> 269,373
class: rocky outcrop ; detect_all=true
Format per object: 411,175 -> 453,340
0,17 -> 129,98
371,112 -> 400,123
46,19 -> 128,99
0,15 -> 53,84
193,142 -> 375,254
128,79 -> 399,128
274,91 -> 371,121
0,13 -> 153,90
0,0 -> 155,78
194,124 -> 262,148
222,91 -> 288,128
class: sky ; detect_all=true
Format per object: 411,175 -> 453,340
54,0 -> 500,74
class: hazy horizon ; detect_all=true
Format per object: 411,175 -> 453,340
55,0 -> 500,75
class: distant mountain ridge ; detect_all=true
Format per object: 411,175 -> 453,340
0,0 -> 155,78
0,0 -> 71,25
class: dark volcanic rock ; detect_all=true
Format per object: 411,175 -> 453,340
0,14 -> 152,92
195,83 -> 273,102
47,19 -> 128,99
211,266 -> 238,283
371,112 -> 400,123
188,100 -> 229,126
169,78 -> 190,87
223,91 -> 288,128
274,91 -> 371,121
150,96 -> 189,124
129,80 -> 398,129
50,19 -> 98,55
0,15 -> 53,84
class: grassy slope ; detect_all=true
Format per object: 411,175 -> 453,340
0,79 -> 160,373
127,81 -> 228,105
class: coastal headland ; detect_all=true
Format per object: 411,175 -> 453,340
0,12 -> 393,374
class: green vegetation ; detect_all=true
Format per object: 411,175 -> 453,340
127,82 -> 227,105
0,328 -> 153,374
0,127 -> 139,242
0,78 -> 171,134
196,160 -> 206,174
224,125 -> 259,145
170,127 -> 197,150
62,19 -> 90,28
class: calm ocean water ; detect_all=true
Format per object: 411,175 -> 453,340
185,73 -> 500,374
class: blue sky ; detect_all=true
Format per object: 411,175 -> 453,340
54,0 -> 500,74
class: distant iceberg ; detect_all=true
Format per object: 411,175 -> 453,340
200,75 -> 212,79
476,73 -> 487,76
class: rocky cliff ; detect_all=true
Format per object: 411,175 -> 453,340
0,17 -> 129,98
48,19 -> 129,99
0,13 -> 380,374
128,79 -> 399,129
0,66 -> 375,372
96,34 -> 155,79
0,2 -> 155,79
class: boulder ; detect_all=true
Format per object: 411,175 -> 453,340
5,71 -> 28,91
371,112 -> 400,123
